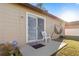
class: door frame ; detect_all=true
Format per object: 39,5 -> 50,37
26,12 -> 46,43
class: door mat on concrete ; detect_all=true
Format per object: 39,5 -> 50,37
31,44 -> 45,49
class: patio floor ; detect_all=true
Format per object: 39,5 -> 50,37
20,40 -> 67,56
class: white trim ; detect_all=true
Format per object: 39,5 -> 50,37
26,12 -> 46,43
27,12 -> 46,19
36,17 -> 38,42
26,12 -> 28,43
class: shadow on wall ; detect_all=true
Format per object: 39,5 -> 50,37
65,36 -> 79,41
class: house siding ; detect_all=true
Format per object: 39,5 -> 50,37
0,4 -> 64,47
46,16 -> 65,39
0,4 -> 26,47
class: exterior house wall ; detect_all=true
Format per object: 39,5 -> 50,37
0,4 -> 26,47
0,3 -> 64,47
46,16 -> 65,39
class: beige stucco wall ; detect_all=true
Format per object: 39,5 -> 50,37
0,3 -> 64,47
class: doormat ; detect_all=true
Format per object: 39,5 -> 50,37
31,44 -> 45,49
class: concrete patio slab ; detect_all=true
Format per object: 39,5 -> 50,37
20,41 -> 67,56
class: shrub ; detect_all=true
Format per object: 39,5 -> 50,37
0,43 -> 22,56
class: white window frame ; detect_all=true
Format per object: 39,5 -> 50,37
26,12 -> 46,43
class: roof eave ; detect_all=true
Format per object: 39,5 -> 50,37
20,3 -> 63,22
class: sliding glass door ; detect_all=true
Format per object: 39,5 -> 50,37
28,14 -> 44,42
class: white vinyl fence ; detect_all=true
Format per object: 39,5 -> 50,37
65,29 -> 79,36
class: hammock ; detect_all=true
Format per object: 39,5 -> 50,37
54,25 -> 62,34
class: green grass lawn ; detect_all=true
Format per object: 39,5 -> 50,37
55,39 -> 79,56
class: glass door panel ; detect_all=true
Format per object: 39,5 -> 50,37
38,18 -> 44,40
28,16 -> 37,42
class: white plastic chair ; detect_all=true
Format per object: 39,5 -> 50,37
41,31 -> 51,43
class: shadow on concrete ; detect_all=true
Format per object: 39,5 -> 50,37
52,36 -> 64,42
